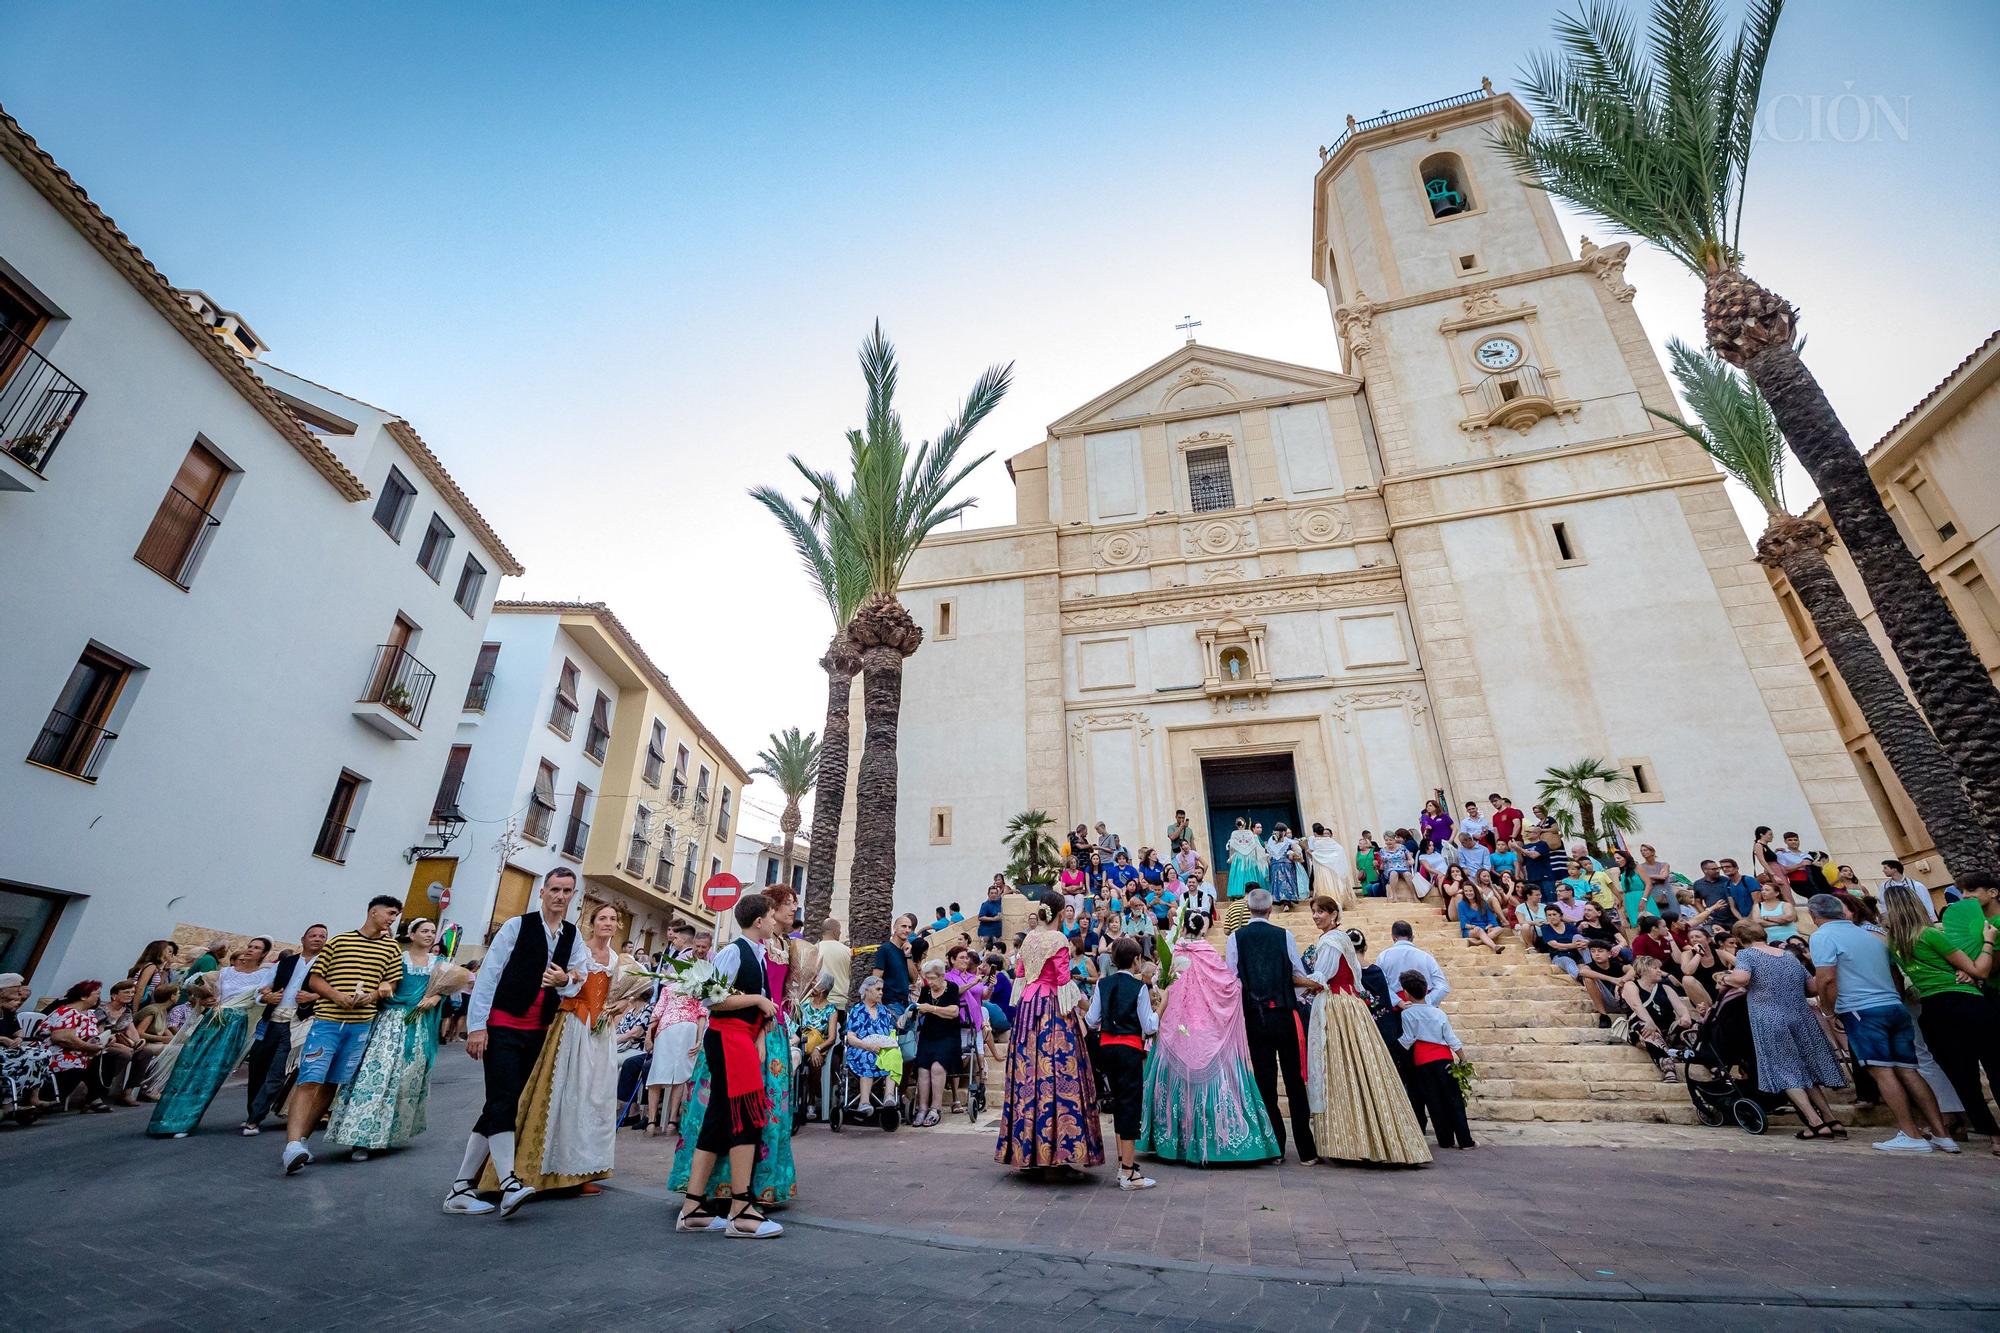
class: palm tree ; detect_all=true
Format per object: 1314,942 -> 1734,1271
1003,810 -> 1061,888
799,322 -> 1012,974
1500,0 -> 2000,830
1654,342 -> 2000,880
752,726 -> 823,902
750,483 -> 865,942
1537,758 -> 1638,857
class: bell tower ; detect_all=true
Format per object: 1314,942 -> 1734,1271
1304,83 -> 1890,874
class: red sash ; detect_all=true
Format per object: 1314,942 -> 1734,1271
715,1013 -> 771,1133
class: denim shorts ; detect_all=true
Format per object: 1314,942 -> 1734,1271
296,1018 -> 373,1086
1838,1003 -> 1917,1069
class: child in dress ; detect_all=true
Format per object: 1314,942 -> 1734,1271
1397,971 -> 1473,1149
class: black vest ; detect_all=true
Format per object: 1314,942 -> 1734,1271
491,913 -> 580,1027
1098,972 -> 1144,1038
1233,920 -> 1294,1011
713,937 -> 768,1024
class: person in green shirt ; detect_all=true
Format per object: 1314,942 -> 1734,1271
1939,872 -> 1999,998
1883,882 -> 2000,1152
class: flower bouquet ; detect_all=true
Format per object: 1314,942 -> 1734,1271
1450,1058 -> 1478,1098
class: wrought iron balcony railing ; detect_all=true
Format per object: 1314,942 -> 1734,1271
562,815 -> 591,859
0,325 -> 87,473
314,818 -> 356,863
358,644 -> 437,728
463,671 -> 495,712
133,486 -> 221,588
27,707 -> 117,780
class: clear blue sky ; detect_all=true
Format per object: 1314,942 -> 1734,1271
6,1 -> 1996,832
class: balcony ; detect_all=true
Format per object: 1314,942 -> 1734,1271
1462,364 -> 1580,436
463,671 -> 495,713
625,834 -> 649,876
670,776 -> 688,805
313,818 -> 355,864
653,849 -> 675,889
585,722 -> 610,764
133,487 -> 221,589
693,795 -> 711,827
26,708 -> 117,781
0,326 -> 87,491
353,644 -> 436,740
524,801 -> 555,845
562,816 -> 591,860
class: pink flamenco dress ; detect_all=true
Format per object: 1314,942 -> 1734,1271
1137,938 -> 1280,1165
994,928 -> 1104,1171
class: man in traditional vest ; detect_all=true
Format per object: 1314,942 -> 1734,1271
444,867 -> 583,1218
1224,888 -> 1321,1163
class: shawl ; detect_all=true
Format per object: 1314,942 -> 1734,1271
1226,829 -> 1260,861
1153,940 -> 1248,1079
1017,927 -> 1082,1014
1304,927 -> 1360,1114
143,983 -> 265,1096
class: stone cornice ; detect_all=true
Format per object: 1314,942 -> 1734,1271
1060,570 -> 1404,630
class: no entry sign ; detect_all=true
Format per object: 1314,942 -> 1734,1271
703,872 -> 743,912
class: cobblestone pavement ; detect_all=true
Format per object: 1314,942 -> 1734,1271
2,1058 -> 1993,1332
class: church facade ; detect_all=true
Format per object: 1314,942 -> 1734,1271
879,87 -> 1889,910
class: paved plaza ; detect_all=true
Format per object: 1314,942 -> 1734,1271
3,1058 -> 1995,1332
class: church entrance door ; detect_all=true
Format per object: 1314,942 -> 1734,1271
1200,753 -> 1302,877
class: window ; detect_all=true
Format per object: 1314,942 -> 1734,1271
432,743 -> 471,821
313,770 -> 366,863
1619,757 -> 1663,804
764,855 -> 779,886
465,642 -> 499,712
791,864 -> 804,893
563,782 -> 592,858
453,555 -> 486,615
416,514 -> 454,581
671,745 -> 691,802
680,844 -> 698,899
643,720 -> 667,787
1853,743 -> 1915,852
654,834 -> 676,888
1419,152 -> 1473,218
1550,520 -> 1585,566
134,440 -> 226,588
584,691 -> 612,763
1186,445 -> 1235,513
28,645 -> 129,780
930,805 -> 953,845
716,787 -> 732,838
372,467 -> 416,539
710,856 -> 722,880
1902,470 -> 1958,544
549,660 -> 580,737
1457,253 -> 1481,273
694,766 -> 712,823
627,807 -> 653,874
525,760 -> 558,843
935,599 -> 956,641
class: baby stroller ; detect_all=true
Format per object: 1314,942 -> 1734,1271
1680,988 -> 1798,1134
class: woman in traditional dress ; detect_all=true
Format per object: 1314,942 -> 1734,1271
146,939 -> 273,1137
326,919 -> 467,1158
1303,898 -> 1432,1166
672,884 -> 807,1205
1138,912 -> 1279,1165
1305,824 -> 1353,910
995,889 -> 1103,1176
486,903 -> 625,1193
1265,825 -> 1302,910
1224,819 -> 1263,900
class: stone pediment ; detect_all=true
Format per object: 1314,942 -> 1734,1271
1050,344 -> 1357,433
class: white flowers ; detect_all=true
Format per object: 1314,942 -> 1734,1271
667,958 -> 735,1005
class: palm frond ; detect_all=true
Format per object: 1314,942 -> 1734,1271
1649,338 -> 1786,513
753,726 -> 823,799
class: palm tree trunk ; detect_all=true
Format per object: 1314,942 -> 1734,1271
1760,516 -> 2000,880
1708,268 -> 2000,842
1578,797 -> 1599,858
777,800 -> 800,895
801,634 -> 858,941
845,594 -> 923,990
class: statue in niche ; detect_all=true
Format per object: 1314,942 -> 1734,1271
1223,649 -> 1246,681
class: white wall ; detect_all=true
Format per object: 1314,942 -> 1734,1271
0,162 -> 505,990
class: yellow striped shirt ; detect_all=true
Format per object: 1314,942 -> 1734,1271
307,931 -> 405,1023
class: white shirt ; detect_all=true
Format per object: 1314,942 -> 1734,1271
1880,876 -> 1936,922
1084,975 -> 1159,1035
216,965 -> 275,1004
1397,1001 -> 1462,1054
468,912 -> 584,1034
1376,940 -> 1450,1006
1457,815 -> 1493,841
277,951 -> 319,1010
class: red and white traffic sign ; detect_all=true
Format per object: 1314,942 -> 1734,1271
702,872 -> 743,911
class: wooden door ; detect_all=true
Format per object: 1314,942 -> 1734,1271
404,856 -> 457,924
491,865 -> 535,934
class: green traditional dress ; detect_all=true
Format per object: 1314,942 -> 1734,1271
325,959 -> 441,1150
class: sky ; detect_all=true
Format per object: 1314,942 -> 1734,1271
6,1 -> 1997,839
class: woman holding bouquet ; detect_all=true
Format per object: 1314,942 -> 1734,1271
326,918 -> 469,1156
481,902 -> 628,1194
1303,898 -> 1431,1166
671,884 -> 806,1207
995,889 -> 1103,1176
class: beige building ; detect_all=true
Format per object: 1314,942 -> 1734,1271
1768,331 -> 2000,885
879,85 -> 1890,913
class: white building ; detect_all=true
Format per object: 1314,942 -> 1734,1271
872,86 -> 1890,915
0,108 -> 522,992
442,603 -> 752,959
732,830 -> 809,896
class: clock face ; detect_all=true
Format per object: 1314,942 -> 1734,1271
1474,337 -> 1522,371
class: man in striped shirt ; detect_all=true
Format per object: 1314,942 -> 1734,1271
282,895 -> 404,1175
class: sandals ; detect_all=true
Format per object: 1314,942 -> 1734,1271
1794,1123 -> 1836,1140
675,1192 -> 724,1233
725,1191 -> 783,1239
1823,1119 -> 1849,1139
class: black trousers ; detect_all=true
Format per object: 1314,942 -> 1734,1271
1413,1060 -> 1473,1148
1098,1043 -> 1146,1141
1244,1005 -> 1318,1161
1383,1023 -> 1428,1130
473,1026 -> 545,1138
1917,990 -> 2000,1136
695,1020 -> 761,1154
244,1021 -> 293,1123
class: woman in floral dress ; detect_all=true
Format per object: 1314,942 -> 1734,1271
326,919 -> 464,1156
1265,825 -> 1302,909
995,890 -> 1103,1175
1138,913 -> 1279,1165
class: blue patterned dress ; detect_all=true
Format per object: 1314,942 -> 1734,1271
1266,836 -> 1301,902
995,934 -> 1104,1170
325,961 -> 441,1149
